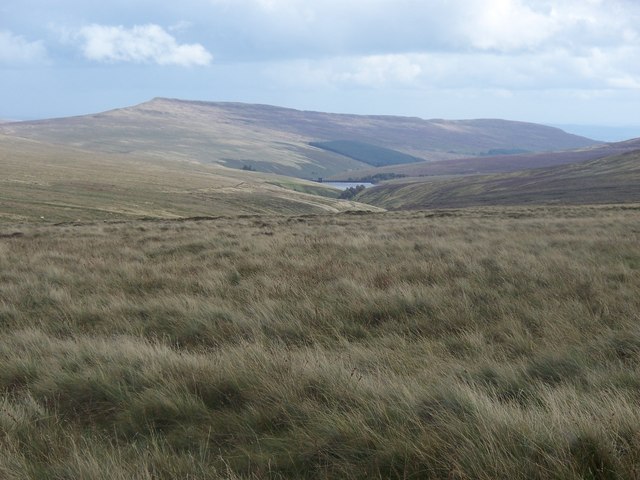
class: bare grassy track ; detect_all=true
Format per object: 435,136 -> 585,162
1,205 -> 639,479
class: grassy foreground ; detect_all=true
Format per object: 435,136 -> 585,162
1,205 -> 640,479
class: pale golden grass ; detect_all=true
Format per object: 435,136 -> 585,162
0,204 -> 639,478
0,134 -> 381,224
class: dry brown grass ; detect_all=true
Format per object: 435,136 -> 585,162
1,204 -> 639,479
0,134 -> 381,224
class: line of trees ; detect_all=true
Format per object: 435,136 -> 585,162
339,184 -> 366,199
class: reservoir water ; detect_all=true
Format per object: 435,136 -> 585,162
322,182 -> 375,191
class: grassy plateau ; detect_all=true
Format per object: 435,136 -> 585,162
1,205 -> 640,479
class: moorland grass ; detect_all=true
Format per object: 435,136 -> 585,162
1,205 -> 639,479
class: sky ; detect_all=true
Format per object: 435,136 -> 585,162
2,0 -> 640,136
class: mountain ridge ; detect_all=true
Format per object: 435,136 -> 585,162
0,98 -> 597,179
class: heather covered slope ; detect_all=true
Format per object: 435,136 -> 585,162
0,98 -> 597,179
358,148 -> 640,210
332,137 -> 640,181
0,134 -> 379,223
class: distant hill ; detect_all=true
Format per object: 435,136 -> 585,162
357,147 -> 640,210
332,138 -> 640,181
0,98 -> 597,179
0,134 -> 380,223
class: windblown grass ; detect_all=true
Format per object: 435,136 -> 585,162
1,205 -> 639,479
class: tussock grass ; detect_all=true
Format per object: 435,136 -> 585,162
1,205 -> 639,478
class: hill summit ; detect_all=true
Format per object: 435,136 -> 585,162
0,98 -> 596,179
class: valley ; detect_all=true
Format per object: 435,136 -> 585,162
1,99 -> 639,479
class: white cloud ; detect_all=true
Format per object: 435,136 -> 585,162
0,30 -> 47,64
458,0 -> 559,51
39,2 -> 640,66
206,0 -> 640,55
76,24 -> 212,66
269,55 -> 423,89
335,55 -> 423,87
268,44 -> 640,92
